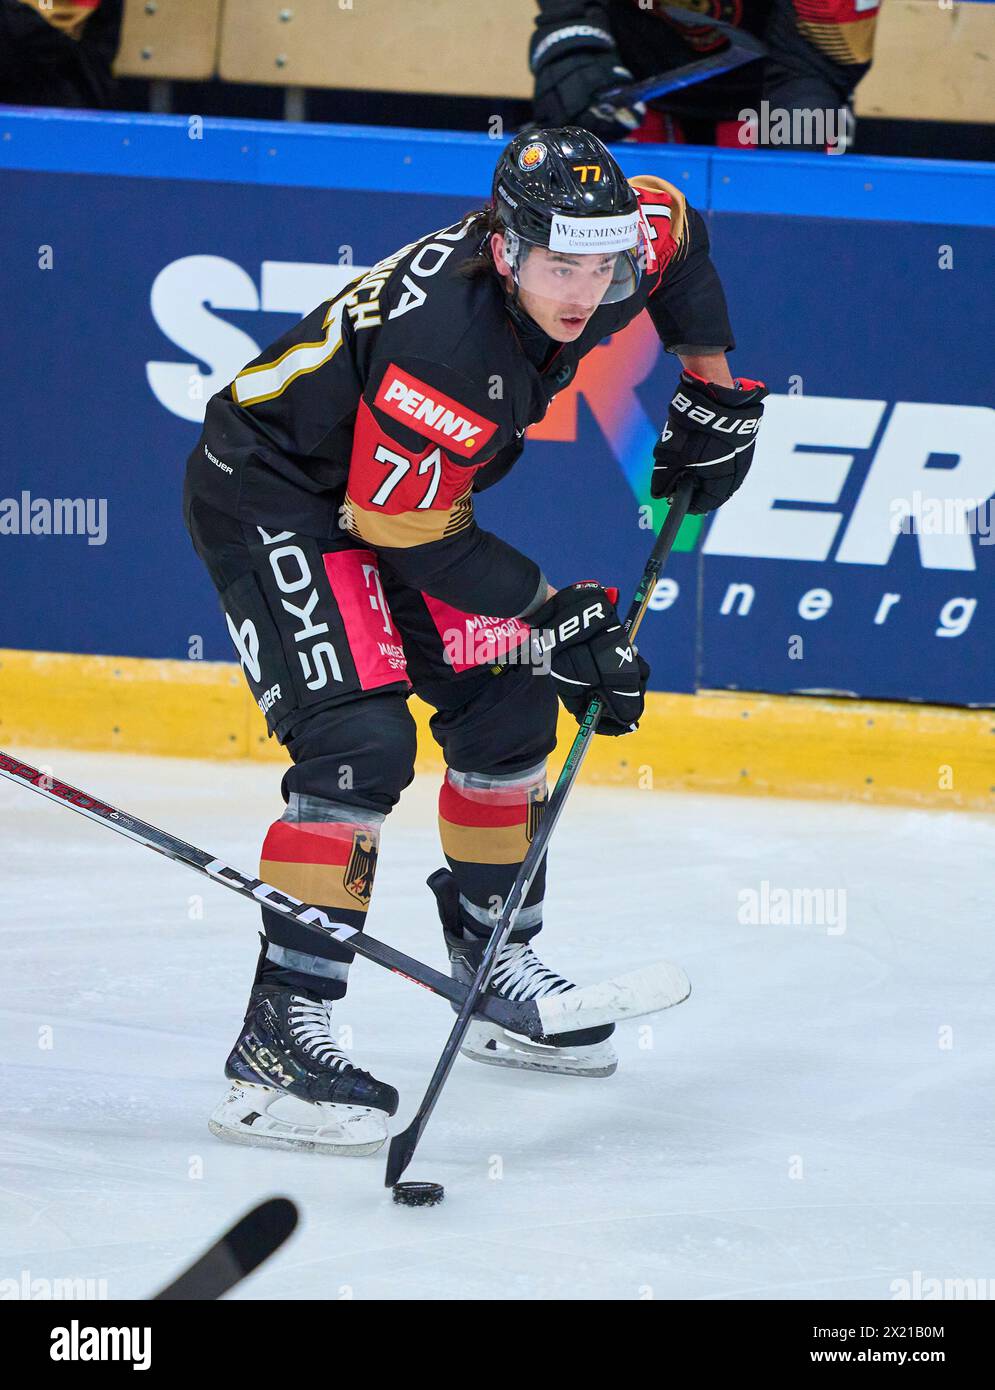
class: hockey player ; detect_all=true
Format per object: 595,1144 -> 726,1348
184,127 -> 766,1154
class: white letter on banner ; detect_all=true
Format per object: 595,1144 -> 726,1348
147,255 -> 261,423
261,261 -> 367,316
702,395 -> 886,562
836,403 -> 995,572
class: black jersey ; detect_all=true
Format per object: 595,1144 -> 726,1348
185,175 -> 733,619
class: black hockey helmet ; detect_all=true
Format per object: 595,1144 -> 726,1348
491,127 -> 644,304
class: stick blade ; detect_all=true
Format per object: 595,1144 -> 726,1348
385,1123 -> 421,1188
537,960 -> 691,1035
152,1196 -> 299,1300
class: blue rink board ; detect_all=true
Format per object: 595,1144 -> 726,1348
1,111 -> 993,705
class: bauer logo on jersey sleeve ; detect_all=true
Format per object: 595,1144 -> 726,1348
374,365 -> 498,455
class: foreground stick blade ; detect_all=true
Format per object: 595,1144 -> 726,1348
385,1120 -> 422,1188
386,480 -> 696,1186
0,750 -> 535,1035
153,1196 -> 298,1300
536,959 -> 691,1034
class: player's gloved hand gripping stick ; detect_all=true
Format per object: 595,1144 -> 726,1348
525,5 -> 766,141
386,475 -> 696,1186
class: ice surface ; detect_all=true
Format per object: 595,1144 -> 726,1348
2,747 -> 993,1301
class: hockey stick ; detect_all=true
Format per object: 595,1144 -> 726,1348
385,477 -> 696,1186
0,752 -> 684,1038
152,1196 -> 298,1299
598,7 -> 766,113
594,32 -> 767,118
517,10 -> 766,136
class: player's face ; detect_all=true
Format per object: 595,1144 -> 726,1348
497,239 -> 618,341
517,246 -> 617,340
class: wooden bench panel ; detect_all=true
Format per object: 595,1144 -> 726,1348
117,0 -> 995,127
855,0 -> 995,123
114,0 -> 223,82
218,0 -> 535,95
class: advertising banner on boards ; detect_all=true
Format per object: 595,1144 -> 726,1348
2,118 -> 992,706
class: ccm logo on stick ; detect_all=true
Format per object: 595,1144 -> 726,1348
375,365 -> 498,453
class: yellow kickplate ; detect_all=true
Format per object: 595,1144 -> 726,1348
0,649 -> 991,811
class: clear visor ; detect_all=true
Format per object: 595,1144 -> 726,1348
506,228 -> 642,312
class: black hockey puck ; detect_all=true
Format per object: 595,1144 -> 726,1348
392,1181 -> 445,1207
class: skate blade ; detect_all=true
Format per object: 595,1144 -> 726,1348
208,1082 -> 388,1156
461,1022 -> 617,1078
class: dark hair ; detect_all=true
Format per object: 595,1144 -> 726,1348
459,205 -> 503,279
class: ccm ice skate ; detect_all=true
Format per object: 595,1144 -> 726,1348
209,941 -> 398,1155
429,869 -> 617,1078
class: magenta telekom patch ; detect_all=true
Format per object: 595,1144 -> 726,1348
422,594 -> 530,674
322,549 -> 410,690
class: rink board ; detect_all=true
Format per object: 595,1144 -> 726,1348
2,648 -> 992,812
1,112 -> 994,803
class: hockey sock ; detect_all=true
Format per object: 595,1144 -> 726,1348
437,761 -> 547,944
258,793 -> 382,1000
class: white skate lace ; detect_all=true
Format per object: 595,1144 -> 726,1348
488,942 -> 575,1003
287,996 -> 351,1071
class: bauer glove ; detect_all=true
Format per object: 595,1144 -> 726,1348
530,18 -> 645,141
651,371 -> 767,514
529,582 -> 649,736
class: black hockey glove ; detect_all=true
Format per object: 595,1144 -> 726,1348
530,22 -> 645,141
651,371 -> 768,515
529,582 -> 649,736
